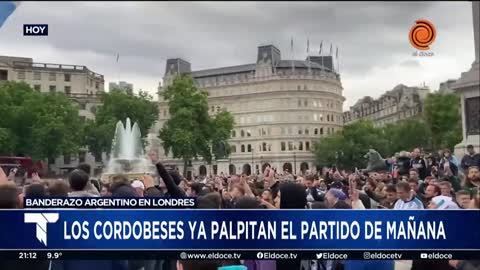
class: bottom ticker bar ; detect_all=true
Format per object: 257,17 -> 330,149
1,250 -> 479,261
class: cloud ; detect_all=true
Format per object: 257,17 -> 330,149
0,1 -> 475,108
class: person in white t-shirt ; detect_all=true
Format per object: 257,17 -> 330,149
394,181 -> 424,210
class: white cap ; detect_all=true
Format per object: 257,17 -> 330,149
131,180 -> 145,190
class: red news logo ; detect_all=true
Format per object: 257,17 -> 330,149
23,24 -> 48,36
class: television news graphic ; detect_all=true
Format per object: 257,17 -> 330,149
0,209 -> 477,261
1,250 -> 477,261
24,213 -> 59,246
23,197 -> 196,208
23,24 -> 48,36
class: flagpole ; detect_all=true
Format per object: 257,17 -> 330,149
116,53 -> 120,89
291,37 -> 294,74
307,38 -> 311,74
320,41 -> 324,74
337,46 -> 340,74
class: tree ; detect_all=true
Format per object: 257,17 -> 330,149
0,81 -> 83,160
84,89 -> 159,158
211,110 -> 235,160
381,118 -> 431,155
313,120 -> 389,170
159,75 -> 235,175
423,93 -> 462,150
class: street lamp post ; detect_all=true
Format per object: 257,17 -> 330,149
251,148 -> 254,176
293,145 -> 297,175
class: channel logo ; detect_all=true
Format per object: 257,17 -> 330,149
24,213 -> 59,246
23,24 -> 48,36
408,19 -> 436,50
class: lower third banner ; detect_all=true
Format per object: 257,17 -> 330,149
0,210 -> 479,250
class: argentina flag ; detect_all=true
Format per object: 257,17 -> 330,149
0,1 -> 20,29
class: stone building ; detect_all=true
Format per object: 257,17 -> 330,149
109,81 -> 133,94
148,44 -> 345,178
452,1 -> 480,156
0,55 -> 105,175
343,84 -> 429,127
438,79 -> 457,95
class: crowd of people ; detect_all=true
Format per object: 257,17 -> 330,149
0,145 -> 479,270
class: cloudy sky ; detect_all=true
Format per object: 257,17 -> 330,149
0,1 -> 476,108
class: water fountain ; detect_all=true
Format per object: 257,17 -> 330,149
101,118 -> 155,182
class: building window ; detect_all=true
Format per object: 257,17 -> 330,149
262,142 -> 267,152
241,130 -> 245,137
281,142 -> 286,151
306,141 -> 310,151
281,127 -> 286,135
288,141 -> 294,151
288,127 -> 293,135
95,82 -> 99,89
231,130 -> 236,137
63,154 -> 71,165
216,106 -> 221,112
49,85 -> 56,93
246,130 -> 251,137
298,99 -> 302,107
247,144 -> 252,152
64,86 -> 71,94
320,128 -> 323,135
298,128 -> 303,135
267,128 -> 271,135
327,115 -> 330,122
49,73 -> 56,81
268,144 -> 272,151
304,85 -> 308,90
17,71 -> 26,80
64,74 -> 71,82
34,72 -> 41,80
314,128 -> 318,135
304,100 -> 308,106
211,106 -> 214,112
231,145 -> 237,153
298,141 -> 304,151
305,128 -> 309,135
241,145 -> 245,153
33,84 -> 41,91
297,85 -> 301,90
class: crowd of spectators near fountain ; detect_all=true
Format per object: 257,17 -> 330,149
0,145 -> 479,270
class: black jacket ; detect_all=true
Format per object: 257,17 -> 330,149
306,187 -> 324,202
143,162 -> 186,198
410,157 -> 428,180
461,153 -> 480,171
396,156 -> 411,176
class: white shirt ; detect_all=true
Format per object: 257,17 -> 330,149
394,196 -> 424,210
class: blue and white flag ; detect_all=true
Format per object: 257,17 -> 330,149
0,1 -> 20,29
